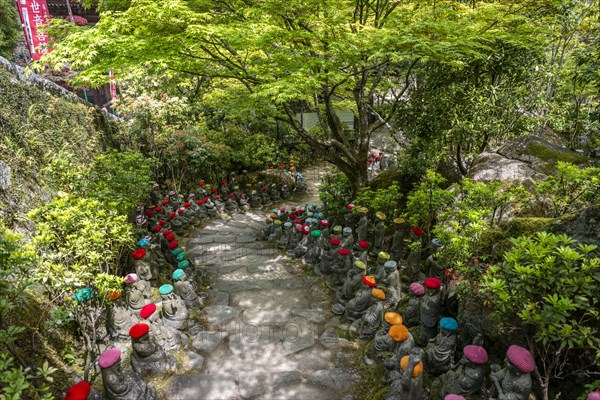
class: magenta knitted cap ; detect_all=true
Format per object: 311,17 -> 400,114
409,282 -> 425,296
445,395 -> 465,400
98,348 -> 121,368
507,345 -> 535,373
463,345 -> 488,365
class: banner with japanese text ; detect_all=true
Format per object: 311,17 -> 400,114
17,0 -> 52,61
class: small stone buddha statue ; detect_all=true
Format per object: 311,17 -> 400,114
337,260 -> 367,303
490,345 -> 535,400
403,282 -> 425,328
125,273 -> 149,310
384,324 -> 416,381
441,344 -> 488,397
344,278 -> 377,320
159,284 -> 189,330
129,323 -> 176,375
386,348 -> 424,400
389,217 -> 406,260
356,207 -> 369,242
419,277 -> 442,344
425,317 -> 459,376
368,312 -> 404,363
407,227 -> 425,280
98,347 -> 157,400
371,211 -> 386,255
356,289 -> 385,339
173,269 -> 198,308
381,260 -> 401,309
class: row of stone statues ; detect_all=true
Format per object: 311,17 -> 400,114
259,203 -> 538,400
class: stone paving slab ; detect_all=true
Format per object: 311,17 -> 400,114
306,368 -> 361,392
164,373 -> 239,400
238,370 -> 302,399
242,308 -> 291,326
204,305 -> 243,325
213,277 -> 307,292
253,382 -> 339,400
229,288 -> 311,309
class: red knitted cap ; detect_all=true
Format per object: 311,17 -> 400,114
132,248 -> 146,260
129,323 -> 149,339
424,277 -> 441,289
65,381 -> 91,400
140,303 -> 157,319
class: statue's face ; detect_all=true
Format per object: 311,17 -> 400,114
133,334 -> 157,357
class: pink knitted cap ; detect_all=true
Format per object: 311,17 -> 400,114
507,345 -> 535,373
445,395 -> 465,400
98,347 -> 121,368
409,282 -> 425,296
587,392 -> 600,400
463,345 -> 488,365
124,273 -> 138,284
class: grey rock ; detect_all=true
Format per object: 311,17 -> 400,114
243,308 -> 291,326
291,308 -> 326,323
204,305 -> 243,326
181,351 -> 204,371
307,368 -> 360,392
208,290 -> 230,306
282,337 -> 315,356
319,328 -> 340,350
238,371 -> 302,399
192,331 -> 229,353
236,235 -> 257,243
335,352 -> 354,368
228,332 -> 281,354
190,236 -> 214,244
164,373 -> 238,400
467,152 -> 544,182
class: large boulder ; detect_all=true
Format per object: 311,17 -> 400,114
467,135 -> 589,182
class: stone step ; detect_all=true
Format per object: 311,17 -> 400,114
253,382 -> 340,400
164,373 -> 239,400
238,370 -> 302,399
306,368 -> 361,392
212,277 -> 307,292
229,288 -> 312,309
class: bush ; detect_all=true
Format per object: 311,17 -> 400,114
354,182 -> 403,218
0,226 -> 57,400
480,232 -> 600,400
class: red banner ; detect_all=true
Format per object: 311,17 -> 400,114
17,0 -> 52,61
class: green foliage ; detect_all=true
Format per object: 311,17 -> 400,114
405,170 -> 454,234
319,172 -> 352,216
0,0 -> 21,59
354,182 -> 403,218
533,162 -> 600,217
481,232 -> 600,383
29,193 -> 131,298
0,227 -> 56,400
44,150 -> 152,215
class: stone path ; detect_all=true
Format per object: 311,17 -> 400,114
165,165 -> 360,400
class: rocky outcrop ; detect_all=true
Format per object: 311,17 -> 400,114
467,136 -> 589,183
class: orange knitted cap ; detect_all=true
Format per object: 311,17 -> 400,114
400,355 -> 424,377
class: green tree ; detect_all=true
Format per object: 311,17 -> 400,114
0,0 -> 21,59
480,232 -> 600,400
43,0 -> 546,196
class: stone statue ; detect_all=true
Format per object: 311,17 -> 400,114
331,248 -> 352,286
344,283 -> 377,321
343,204 -> 357,231
159,284 -> 189,330
125,274 -> 149,310
205,200 -> 218,218
403,282 -> 425,328
108,303 -> 135,340
154,325 -> 184,352
225,194 -> 240,213
367,312 -> 404,364
219,181 -> 230,198
262,217 -> 275,241
386,348 -> 424,400
278,222 -> 292,249
317,238 -> 339,275
250,191 -> 262,209
292,226 -> 310,258
354,240 -> 369,267
356,290 -> 385,339
269,183 -> 281,201
371,212 -> 386,255
150,184 -> 162,206
367,252 -> 390,283
356,208 -> 369,242
425,317 -> 458,376
389,218 -> 406,260
98,348 -> 157,400
268,220 -> 283,242
133,258 -> 153,282
419,277 -> 442,344
288,224 -> 303,252
280,185 -> 290,199
303,230 -> 322,265
383,324 -> 415,380
340,227 -> 354,249
441,345 -> 488,397
129,323 -> 176,375
260,186 -> 270,205
214,196 -> 226,214
426,238 -> 444,278
381,260 -> 401,309
337,260 -> 366,302
490,345 -> 535,400
173,269 -> 199,308
238,193 -> 250,211
407,227 -> 425,280
168,191 -> 181,210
